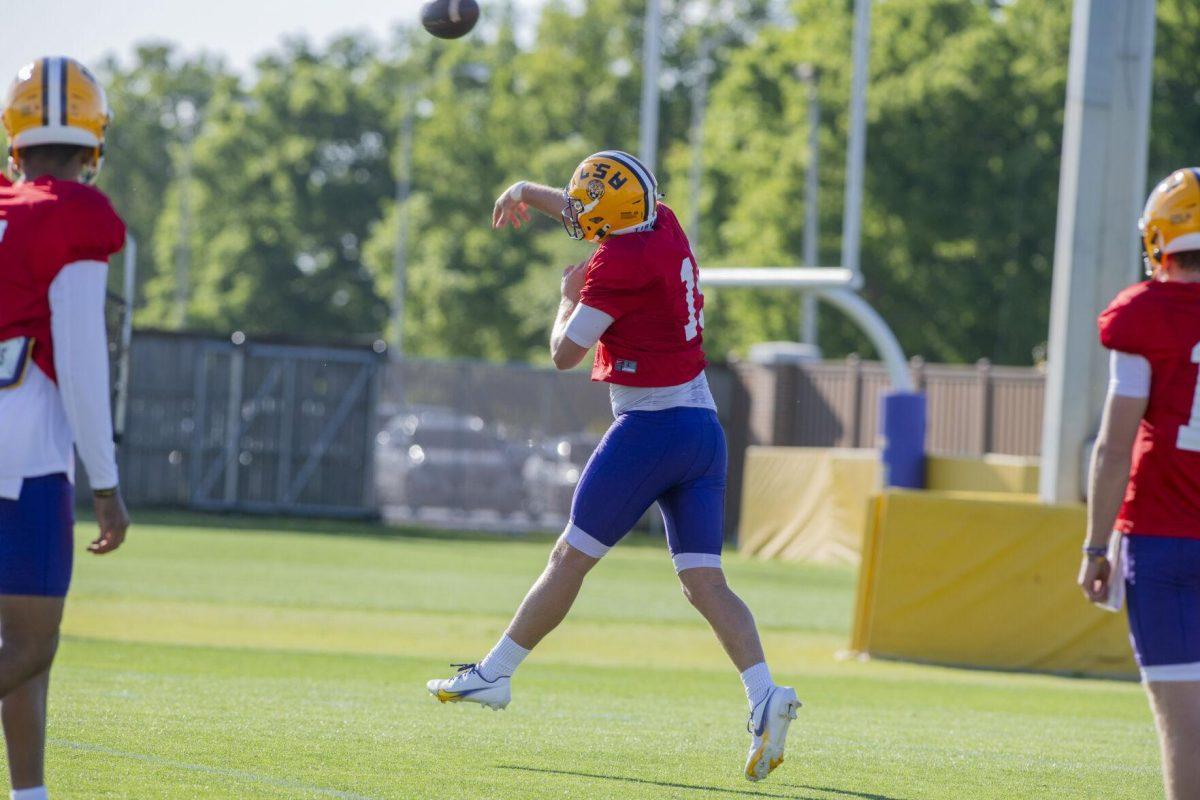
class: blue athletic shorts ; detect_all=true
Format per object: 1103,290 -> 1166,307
565,407 -> 727,572
1124,534 -> 1200,681
0,473 -> 74,597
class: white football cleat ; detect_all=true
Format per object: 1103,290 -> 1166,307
744,685 -> 801,782
426,663 -> 511,710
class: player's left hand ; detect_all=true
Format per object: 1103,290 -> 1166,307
89,490 -> 130,555
561,261 -> 587,302
1077,554 -> 1111,603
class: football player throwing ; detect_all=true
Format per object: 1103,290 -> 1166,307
428,152 -> 800,782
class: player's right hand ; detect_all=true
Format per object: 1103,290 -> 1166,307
1077,554 -> 1110,603
561,261 -> 587,302
493,182 -> 532,230
90,490 -> 131,555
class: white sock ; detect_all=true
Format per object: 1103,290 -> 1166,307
477,635 -> 529,681
12,787 -> 48,800
740,662 -> 775,710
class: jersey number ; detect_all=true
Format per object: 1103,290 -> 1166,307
1179,342 -> 1200,452
680,257 -> 703,341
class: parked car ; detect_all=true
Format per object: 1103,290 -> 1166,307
375,407 -> 526,515
521,433 -> 602,518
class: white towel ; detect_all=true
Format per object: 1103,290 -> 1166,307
1095,533 -> 1125,613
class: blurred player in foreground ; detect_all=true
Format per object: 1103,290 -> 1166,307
1080,168 -> 1200,800
427,151 -> 800,782
0,58 -> 130,800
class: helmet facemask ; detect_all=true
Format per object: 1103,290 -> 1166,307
561,188 -> 606,241
561,191 -> 584,240
1140,221 -> 1161,278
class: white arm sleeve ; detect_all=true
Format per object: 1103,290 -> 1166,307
49,260 -> 119,490
564,303 -> 615,349
1108,350 -> 1151,399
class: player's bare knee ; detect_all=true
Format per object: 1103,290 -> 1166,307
678,568 -> 727,608
26,640 -> 57,676
0,633 -> 57,685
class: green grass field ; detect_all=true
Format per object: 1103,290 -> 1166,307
43,513 -> 1161,799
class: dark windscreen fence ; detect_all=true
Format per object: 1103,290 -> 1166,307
93,330 -> 1047,535
84,330 -> 382,517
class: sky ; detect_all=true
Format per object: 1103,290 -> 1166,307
1,0 -> 540,82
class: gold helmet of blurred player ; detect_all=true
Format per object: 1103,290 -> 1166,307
1140,168 -> 1200,276
2,56 -> 111,183
562,150 -> 661,242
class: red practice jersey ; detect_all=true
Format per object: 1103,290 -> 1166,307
578,204 -> 707,387
1099,280 -> 1200,538
0,176 -> 125,384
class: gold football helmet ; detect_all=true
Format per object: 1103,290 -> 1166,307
2,56 -> 111,183
562,150 -> 660,242
1140,168 -> 1200,276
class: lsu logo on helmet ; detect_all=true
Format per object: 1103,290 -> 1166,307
1140,168 -> 1200,275
2,56 -> 111,183
562,150 -> 660,242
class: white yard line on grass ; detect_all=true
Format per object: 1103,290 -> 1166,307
51,739 -> 380,800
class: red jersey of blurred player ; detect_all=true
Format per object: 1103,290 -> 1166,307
578,204 -> 706,387
0,177 -> 126,383
1099,247 -> 1200,538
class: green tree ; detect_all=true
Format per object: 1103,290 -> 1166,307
95,45 -> 231,323
694,0 -> 1074,365
156,36 -> 393,337
43,0 -> 1200,367
363,0 -> 736,360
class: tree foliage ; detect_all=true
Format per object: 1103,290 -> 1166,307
41,0 -> 1200,364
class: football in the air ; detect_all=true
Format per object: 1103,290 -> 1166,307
421,0 -> 480,39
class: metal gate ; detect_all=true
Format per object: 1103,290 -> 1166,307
187,340 -> 380,516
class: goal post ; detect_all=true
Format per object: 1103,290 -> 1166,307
699,266 -> 926,487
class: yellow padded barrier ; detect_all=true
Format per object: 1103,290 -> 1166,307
850,491 -> 1136,678
926,453 -> 1040,494
737,447 -> 879,566
736,448 -> 1040,566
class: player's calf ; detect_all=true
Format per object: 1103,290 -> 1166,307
1147,680 -> 1200,800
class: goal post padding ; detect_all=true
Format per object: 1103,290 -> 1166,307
880,391 -> 925,489
736,448 -> 1039,566
850,490 -> 1135,679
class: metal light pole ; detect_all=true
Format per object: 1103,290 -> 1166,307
687,36 -> 713,250
841,0 -> 871,285
390,104 -> 415,357
800,64 -> 821,346
639,0 -> 662,175
172,100 -> 197,329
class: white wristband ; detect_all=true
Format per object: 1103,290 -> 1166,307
509,180 -> 528,203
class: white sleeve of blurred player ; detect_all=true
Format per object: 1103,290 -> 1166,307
564,303 -> 614,349
49,259 -> 119,490
1107,350 -> 1151,399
